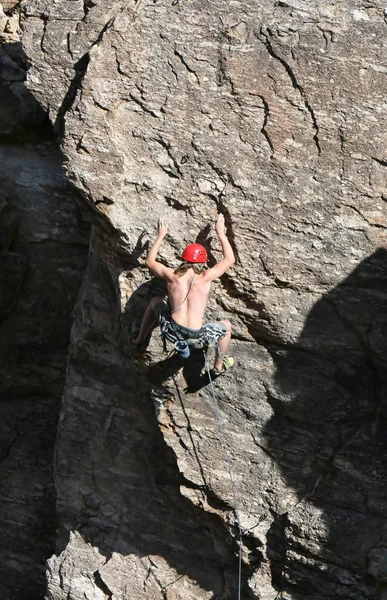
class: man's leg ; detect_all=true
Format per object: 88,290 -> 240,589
134,296 -> 164,345
214,319 -> 232,371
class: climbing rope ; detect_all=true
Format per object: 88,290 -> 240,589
203,351 -> 243,600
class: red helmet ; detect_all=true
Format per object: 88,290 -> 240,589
181,243 -> 208,263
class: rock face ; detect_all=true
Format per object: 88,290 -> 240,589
0,5 -> 90,598
2,0 -> 386,598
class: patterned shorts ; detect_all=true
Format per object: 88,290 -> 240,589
153,300 -> 228,349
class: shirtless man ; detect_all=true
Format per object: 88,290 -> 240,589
134,214 -> 235,374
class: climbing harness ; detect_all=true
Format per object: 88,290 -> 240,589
161,318 -> 228,359
162,274 -> 197,358
203,350 -> 243,600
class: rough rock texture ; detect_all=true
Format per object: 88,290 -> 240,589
5,0 -> 387,598
0,4 -> 90,598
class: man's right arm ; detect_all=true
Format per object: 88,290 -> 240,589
204,214 -> 235,282
145,217 -> 173,279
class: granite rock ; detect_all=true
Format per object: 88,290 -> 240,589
0,17 -> 90,595
2,0 -> 386,598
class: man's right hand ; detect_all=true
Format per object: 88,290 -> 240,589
158,217 -> 168,238
145,217 -> 172,279
215,213 -> 226,238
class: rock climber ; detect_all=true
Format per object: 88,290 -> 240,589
133,214 -> 235,375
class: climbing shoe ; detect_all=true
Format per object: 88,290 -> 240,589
212,356 -> 234,376
130,324 -> 147,352
130,324 -> 140,344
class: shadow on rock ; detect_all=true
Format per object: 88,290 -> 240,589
0,41 -> 50,141
147,347 -> 213,393
53,243 -> 255,599
0,29 -> 251,600
263,248 -> 387,599
0,38 -> 91,600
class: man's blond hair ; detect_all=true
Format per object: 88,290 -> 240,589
174,261 -> 208,277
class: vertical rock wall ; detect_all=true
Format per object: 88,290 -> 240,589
7,0 -> 387,598
0,4 -> 90,598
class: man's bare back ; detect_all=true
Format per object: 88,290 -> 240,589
165,270 -> 211,329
